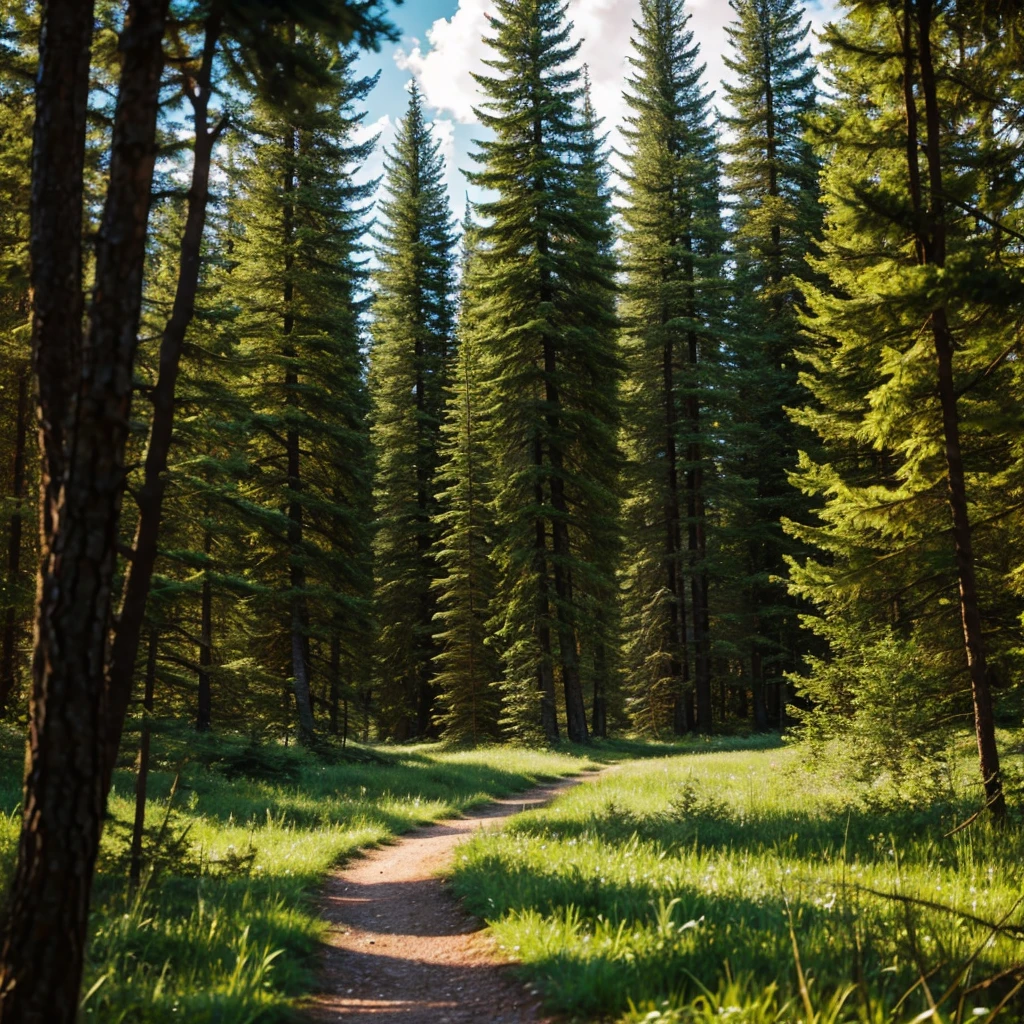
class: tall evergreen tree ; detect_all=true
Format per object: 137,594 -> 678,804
369,83 -> 457,740
788,0 -> 1024,816
469,0 -> 621,744
431,212 -> 502,745
619,0 -> 725,735
721,0 -> 821,729
226,37 -> 375,747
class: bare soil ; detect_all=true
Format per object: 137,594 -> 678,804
305,774 -> 596,1023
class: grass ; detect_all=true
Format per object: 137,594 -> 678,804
449,734 -> 1024,1023
0,724 -> 610,1023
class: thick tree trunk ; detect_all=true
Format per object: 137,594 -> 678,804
104,13 -> 225,784
0,365 -> 28,716
129,628 -> 158,887
196,529 -> 213,732
0,2 -> 168,1018
908,0 -> 1005,818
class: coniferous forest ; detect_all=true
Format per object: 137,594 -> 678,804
1,0 -> 1024,1021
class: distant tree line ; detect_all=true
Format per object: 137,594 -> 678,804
0,0 -> 1021,1015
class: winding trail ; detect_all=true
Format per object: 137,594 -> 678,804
306,773 -> 601,1023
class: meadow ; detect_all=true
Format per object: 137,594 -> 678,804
0,726 -> 607,1023
450,736 -> 1024,1023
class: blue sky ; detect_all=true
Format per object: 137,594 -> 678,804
353,0 -> 841,218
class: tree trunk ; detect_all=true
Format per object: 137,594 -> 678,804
909,0 -> 1005,818
0,2 -> 168,1017
0,365 -> 28,716
196,529 -> 213,732
104,12 -> 225,785
129,628 -> 158,887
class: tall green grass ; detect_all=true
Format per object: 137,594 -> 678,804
449,737 -> 1024,1023
0,726 -> 602,1022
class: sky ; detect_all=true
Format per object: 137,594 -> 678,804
353,0 -> 842,219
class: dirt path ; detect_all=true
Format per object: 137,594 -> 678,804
306,773 -> 599,1023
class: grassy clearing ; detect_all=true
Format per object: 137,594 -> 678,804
450,736 -> 1024,1023
0,726 -> 608,1023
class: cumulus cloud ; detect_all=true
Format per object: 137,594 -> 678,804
395,0 -> 838,147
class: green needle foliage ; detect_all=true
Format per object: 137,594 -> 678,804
619,0 -> 726,737
369,83 -> 457,741
226,34 -> 376,747
720,0 -> 822,730
786,1 -> 1024,794
431,214 -> 502,746
468,0 -> 622,745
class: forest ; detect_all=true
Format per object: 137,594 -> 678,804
0,0 -> 1022,1020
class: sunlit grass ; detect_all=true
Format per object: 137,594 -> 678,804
450,737 -> 1024,1022
0,725 -> 604,1022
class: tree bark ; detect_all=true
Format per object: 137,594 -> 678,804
105,11 -> 225,783
0,1 -> 169,1018
909,0 -> 1005,818
0,365 -> 28,717
129,628 -> 158,887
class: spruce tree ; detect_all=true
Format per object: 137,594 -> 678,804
431,212 -> 502,744
369,83 -> 457,740
469,0 -> 621,744
788,0 -> 1024,816
721,0 -> 821,729
227,35 -> 375,747
619,0 -> 725,735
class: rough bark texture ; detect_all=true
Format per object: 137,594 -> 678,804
0,1 -> 169,1018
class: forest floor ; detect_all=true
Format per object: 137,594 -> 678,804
306,773 -> 606,1023
450,734 -> 1024,1023
0,727 -> 678,1022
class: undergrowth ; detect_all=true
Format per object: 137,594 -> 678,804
449,734 -> 1024,1023
0,724 -> 606,1022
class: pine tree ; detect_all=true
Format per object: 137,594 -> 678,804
369,83 -> 457,740
226,35 -> 375,747
619,0 -> 725,736
469,0 -> 621,744
787,0 -> 1024,816
720,0 -> 821,730
431,212 -> 502,744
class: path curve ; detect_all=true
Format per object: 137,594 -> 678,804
306,773 -> 599,1023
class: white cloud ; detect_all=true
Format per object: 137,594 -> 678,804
429,117 -> 458,195
394,0 -> 839,142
